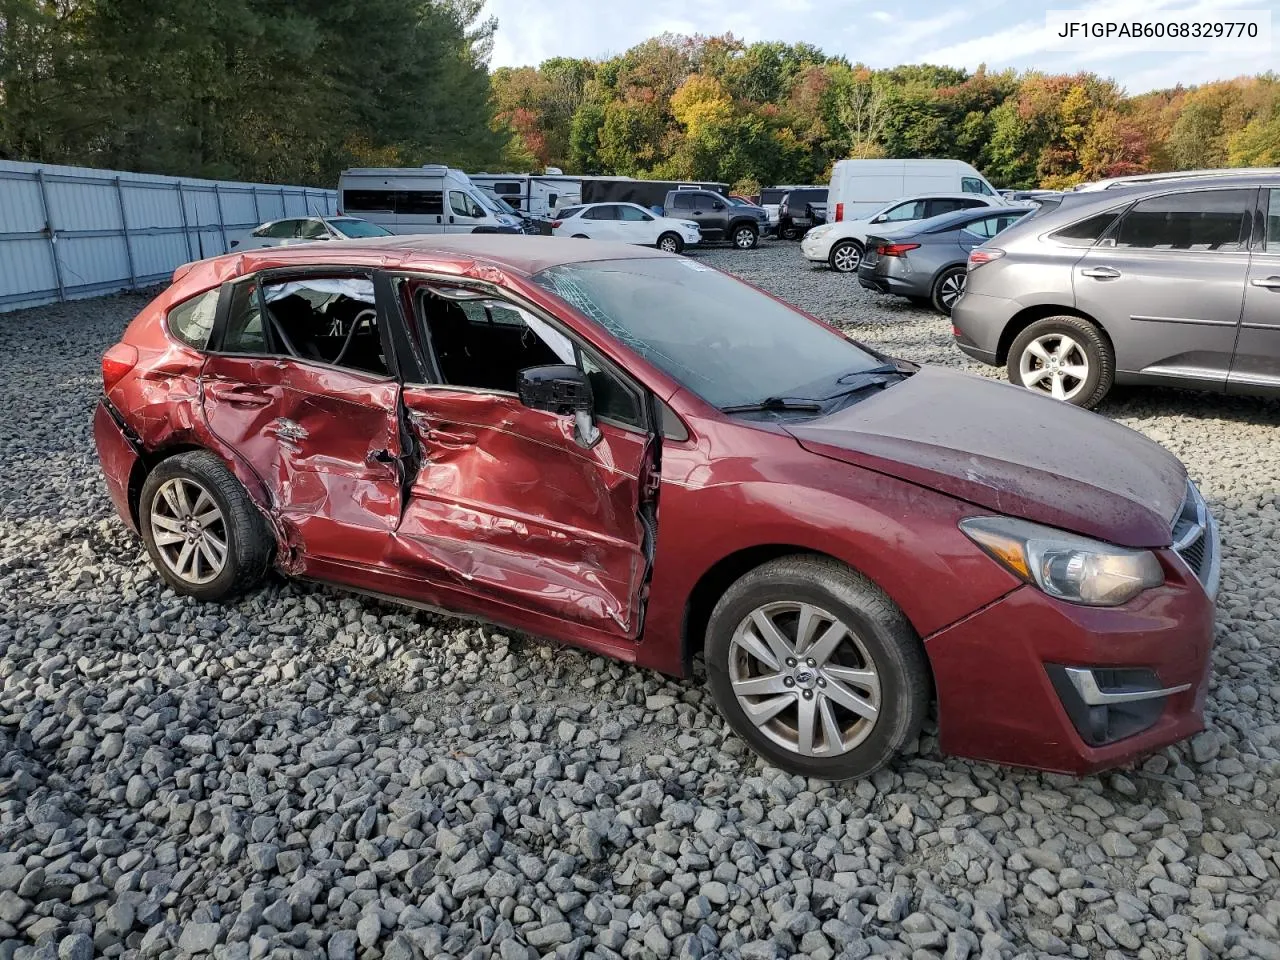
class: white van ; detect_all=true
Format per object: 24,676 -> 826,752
338,166 -> 525,235
827,159 -> 1003,221
469,173 -> 582,218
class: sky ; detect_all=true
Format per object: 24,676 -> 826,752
482,0 -> 1276,94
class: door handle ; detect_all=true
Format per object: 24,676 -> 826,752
1251,276 -> 1280,289
205,383 -> 272,407
1080,266 -> 1121,279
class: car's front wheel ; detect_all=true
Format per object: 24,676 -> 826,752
828,240 -> 863,273
1007,315 -> 1114,408
931,266 -> 967,314
705,556 -> 930,780
657,232 -> 683,254
732,225 -> 759,249
139,451 -> 273,601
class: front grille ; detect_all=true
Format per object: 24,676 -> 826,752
1171,481 -> 1213,585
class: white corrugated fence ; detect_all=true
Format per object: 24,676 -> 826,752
0,160 -> 337,313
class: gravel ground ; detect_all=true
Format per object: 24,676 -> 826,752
2,241 -> 1279,960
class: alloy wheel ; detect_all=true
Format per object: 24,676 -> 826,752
832,244 -> 862,273
728,601 -> 881,757
1019,333 -> 1090,401
149,478 -> 228,585
659,236 -> 680,253
734,228 -> 756,249
938,271 -> 966,309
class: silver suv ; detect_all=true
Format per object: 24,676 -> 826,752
951,173 -> 1280,407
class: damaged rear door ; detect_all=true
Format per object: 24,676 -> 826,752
201,271 -> 404,567
391,279 -> 655,639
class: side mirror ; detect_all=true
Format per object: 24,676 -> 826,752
517,365 -> 600,447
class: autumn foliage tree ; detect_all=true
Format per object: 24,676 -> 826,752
490,36 -> 1277,189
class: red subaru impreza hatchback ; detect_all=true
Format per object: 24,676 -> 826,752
94,236 -> 1219,780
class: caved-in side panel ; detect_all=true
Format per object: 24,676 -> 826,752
201,355 -> 403,566
94,401 -> 142,532
397,387 -> 648,636
107,341 -> 206,452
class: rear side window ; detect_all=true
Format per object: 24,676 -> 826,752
585,205 -> 619,220
1113,189 -> 1251,252
263,220 -> 300,239
342,190 -> 394,212
166,289 -> 219,350
1050,210 -> 1123,247
671,194 -> 693,209
557,206 -> 583,219
399,190 -> 444,216
962,216 -> 1004,239
927,198 -> 966,217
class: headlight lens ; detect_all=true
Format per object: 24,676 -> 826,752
806,225 -> 833,239
960,516 -> 1164,606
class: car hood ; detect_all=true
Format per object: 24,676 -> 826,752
785,367 -> 1187,547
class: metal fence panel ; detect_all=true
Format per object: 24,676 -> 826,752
0,160 -> 336,312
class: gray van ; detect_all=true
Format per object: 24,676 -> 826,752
952,172 -> 1280,407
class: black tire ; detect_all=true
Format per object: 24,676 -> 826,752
705,555 -> 930,781
139,450 -> 273,601
930,266 -> 968,315
1008,315 -> 1114,409
828,240 -> 864,274
571,234 -> 589,239
779,222 -> 800,241
731,224 -> 759,250
657,232 -> 684,254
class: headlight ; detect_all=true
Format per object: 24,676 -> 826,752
806,225 -> 833,239
683,222 -> 700,231
960,516 -> 1164,606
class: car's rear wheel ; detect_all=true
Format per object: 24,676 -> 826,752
572,234 -> 589,239
931,266 -> 967,314
1008,315 -> 1114,408
657,232 -> 683,254
705,555 -> 930,780
732,225 -> 758,249
139,451 -> 273,601
829,240 -> 863,273
779,223 -> 800,241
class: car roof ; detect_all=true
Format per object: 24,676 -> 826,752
1026,172 -> 1280,228
873,205 -> 1034,236
189,235 -> 667,285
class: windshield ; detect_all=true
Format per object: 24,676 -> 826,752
481,191 -> 520,216
329,218 -> 392,238
532,258 -> 883,410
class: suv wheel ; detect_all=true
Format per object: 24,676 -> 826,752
1008,315 -> 1114,408
657,232 -> 683,254
779,222 -> 800,241
705,555 -> 930,780
139,451 -> 273,601
732,225 -> 759,249
931,267 -> 967,314
829,240 -> 863,273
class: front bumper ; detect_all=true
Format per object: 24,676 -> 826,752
800,234 -> 832,262
94,399 -> 142,533
925,566 -> 1215,775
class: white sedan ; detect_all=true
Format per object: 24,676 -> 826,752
552,202 -> 701,253
800,194 -> 1004,273
230,216 -> 392,251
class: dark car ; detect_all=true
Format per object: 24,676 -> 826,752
953,174 -> 1280,408
778,188 -> 829,240
663,190 -> 768,249
96,235 -> 1216,780
859,206 -> 1034,313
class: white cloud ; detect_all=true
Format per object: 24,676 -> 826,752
869,11 -> 894,23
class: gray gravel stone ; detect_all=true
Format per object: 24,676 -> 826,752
1,251 -> 1278,960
